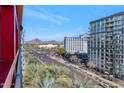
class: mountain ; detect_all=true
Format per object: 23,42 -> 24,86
46,40 -> 63,45
25,39 -> 43,44
25,39 -> 63,45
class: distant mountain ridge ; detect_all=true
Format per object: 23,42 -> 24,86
25,38 -> 63,45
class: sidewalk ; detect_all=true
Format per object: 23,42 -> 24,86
49,55 -> 123,88
49,55 -> 66,63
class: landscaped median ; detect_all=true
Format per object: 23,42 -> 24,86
48,55 -> 123,88
23,51 -> 95,88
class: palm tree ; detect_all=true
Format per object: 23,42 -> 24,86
47,64 -> 70,79
23,63 -> 40,87
23,63 -> 72,88
38,64 -> 72,88
71,76 -> 94,88
38,76 -> 56,88
23,53 -> 95,88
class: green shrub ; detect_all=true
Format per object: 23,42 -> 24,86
58,48 -> 66,56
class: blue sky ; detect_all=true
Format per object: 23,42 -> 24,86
23,5 -> 124,41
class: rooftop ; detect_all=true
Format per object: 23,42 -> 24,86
90,11 -> 124,24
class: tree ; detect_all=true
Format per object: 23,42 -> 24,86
23,62 -> 72,88
23,62 -> 95,88
25,52 -> 36,64
58,47 -> 66,56
23,52 -> 96,88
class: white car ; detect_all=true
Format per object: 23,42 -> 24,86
99,82 -> 110,88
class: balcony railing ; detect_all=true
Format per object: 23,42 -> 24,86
15,50 -> 23,88
3,50 -> 19,88
3,49 -> 23,88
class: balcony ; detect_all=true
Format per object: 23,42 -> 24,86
0,5 -> 23,88
106,19 -> 114,24
2,50 -> 22,88
106,62 -> 113,67
106,24 -> 114,28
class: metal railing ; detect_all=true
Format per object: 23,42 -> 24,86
3,50 -> 19,88
15,30 -> 24,88
3,30 -> 24,88
15,50 -> 23,88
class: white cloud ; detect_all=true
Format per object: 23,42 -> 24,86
39,8 -> 70,21
24,6 -> 70,25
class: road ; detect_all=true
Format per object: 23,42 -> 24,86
26,48 -> 101,87
49,55 -> 124,88
26,48 -> 123,88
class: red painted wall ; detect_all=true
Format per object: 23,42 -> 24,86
0,7 -> 1,63
0,6 -> 15,87
0,5 -> 21,88
2,6 -> 14,61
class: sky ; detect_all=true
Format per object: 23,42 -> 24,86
23,5 -> 124,41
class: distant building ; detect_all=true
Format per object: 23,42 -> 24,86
64,34 -> 89,54
39,44 -> 58,48
89,11 -> 124,80
59,44 -> 64,48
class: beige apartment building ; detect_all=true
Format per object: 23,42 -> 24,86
89,12 -> 124,80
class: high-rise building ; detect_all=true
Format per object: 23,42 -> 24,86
64,34 -> 89,54
89,12 -> 124,80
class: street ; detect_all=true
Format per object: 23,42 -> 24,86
26,48 -> 123,88
26,48 -> 101,87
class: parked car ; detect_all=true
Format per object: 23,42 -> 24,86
99,82 -> 110,88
